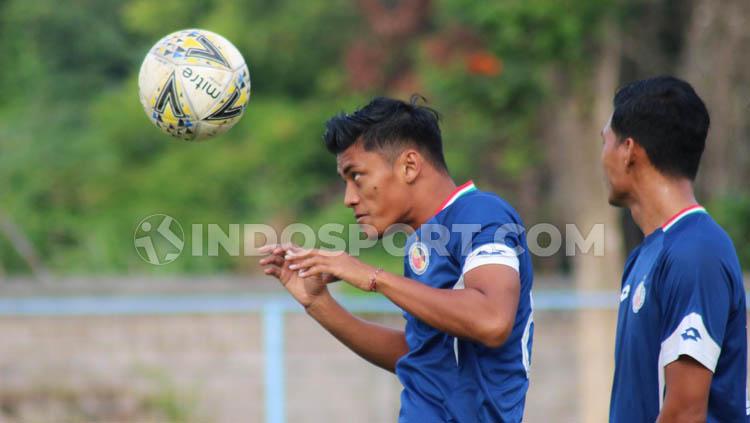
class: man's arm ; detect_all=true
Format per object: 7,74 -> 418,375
656,355 -> 713,423
259,246 -> 408,373
305,292 -> 408,373
650,247 -> 733,422
287,248 -> 521,349
376,264 -> 520,348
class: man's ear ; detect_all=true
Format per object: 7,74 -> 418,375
623,137 -> 652,174
398,149 -> 422,184
622,137 -> 638,170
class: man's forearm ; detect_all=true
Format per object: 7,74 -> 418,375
376,269 -> 517,348
305,292 -> 408,373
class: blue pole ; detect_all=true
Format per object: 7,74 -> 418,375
263,302 -> 285,423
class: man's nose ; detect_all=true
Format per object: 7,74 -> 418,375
344,183 -> 359,208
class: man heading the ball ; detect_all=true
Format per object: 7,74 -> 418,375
260,97 -> 534,422
602,76 -> 747,422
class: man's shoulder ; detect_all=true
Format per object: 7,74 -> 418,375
653,213 -> 743,300
442,190 -> 522,225
661,213 -> 738,267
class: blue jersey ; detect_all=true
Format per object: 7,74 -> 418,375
610,206 -> 748,422
395,181 -> 534,423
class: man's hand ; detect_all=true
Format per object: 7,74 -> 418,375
260,245 -> 408,373
259,244 -> 334,308
285,248 -> 376,291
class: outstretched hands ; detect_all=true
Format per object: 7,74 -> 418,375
258,244 -> 333,308
259,244 -> 376,299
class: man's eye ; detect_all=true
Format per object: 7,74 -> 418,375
352,173 -> 361,181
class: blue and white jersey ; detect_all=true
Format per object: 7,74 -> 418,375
395,181 -> 534,423
610,205 -> 748,422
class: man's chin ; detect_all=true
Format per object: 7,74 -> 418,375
608,193 -> 627,208
357,223 -> 381,240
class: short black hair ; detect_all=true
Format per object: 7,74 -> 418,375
611,75 -> 710,180
323,95 -> 448,172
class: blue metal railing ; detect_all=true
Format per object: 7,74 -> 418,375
0,291 -> 622,316
0,291 -> 623,423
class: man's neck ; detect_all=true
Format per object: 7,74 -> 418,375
628,173 -> 697,237
407,174 -> 457,230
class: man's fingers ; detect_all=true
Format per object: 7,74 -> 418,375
299,265 -> 325,278
260,243 -> 301,256
288,248 -> 344,259
285,251 -> 310,261
274,243 -> 295,255
262,265 -> 281,278
258,245 -> 273,254
259,244 -> 282,254
288,257 -> 318,270
259,255 -> 284,267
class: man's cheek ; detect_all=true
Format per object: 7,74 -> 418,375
364,184 -> 378,198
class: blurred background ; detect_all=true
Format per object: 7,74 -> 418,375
0,0 -> 748,421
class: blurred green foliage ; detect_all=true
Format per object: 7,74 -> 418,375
1,0 -> 747,275
709,195 -> 750,269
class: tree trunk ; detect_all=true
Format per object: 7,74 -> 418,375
545,23 -> 625,422
680,0 -> 750,200
0,208 -> 51,282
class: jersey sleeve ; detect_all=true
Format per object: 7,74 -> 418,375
655,250 -> 732,373
449,195 -> 524,277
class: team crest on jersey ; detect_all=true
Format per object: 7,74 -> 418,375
631,278 -> 647,313
408,242 -> 429,275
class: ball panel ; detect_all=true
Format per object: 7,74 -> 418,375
188,29 -> 246,71
148,32 -> 184,63
198,30 -> 245,70
200,66 -> 251,125
139,59 -> 198,140
177,64 -> 233,119
194,120 -> 237,141
235,65 -> 252,104
138,53 -> 174,111
149,29 -> 244,71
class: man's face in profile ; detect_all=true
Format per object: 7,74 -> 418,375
337,141 -> 411,238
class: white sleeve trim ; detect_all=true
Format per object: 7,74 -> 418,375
657,312 -> 721,409
521,292 -> 534,378
462,243 -> 519,275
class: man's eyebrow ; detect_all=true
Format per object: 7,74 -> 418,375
340,164 -> 355,177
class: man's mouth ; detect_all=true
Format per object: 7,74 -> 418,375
355,213 -> 368,223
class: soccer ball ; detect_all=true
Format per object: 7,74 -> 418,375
138,29 -> 251,141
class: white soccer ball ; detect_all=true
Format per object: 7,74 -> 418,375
138,29 -> 251,141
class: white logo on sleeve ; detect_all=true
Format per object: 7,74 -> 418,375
620,284 -> 631,302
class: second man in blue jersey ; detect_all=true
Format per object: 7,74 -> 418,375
601,76 -> 748,422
